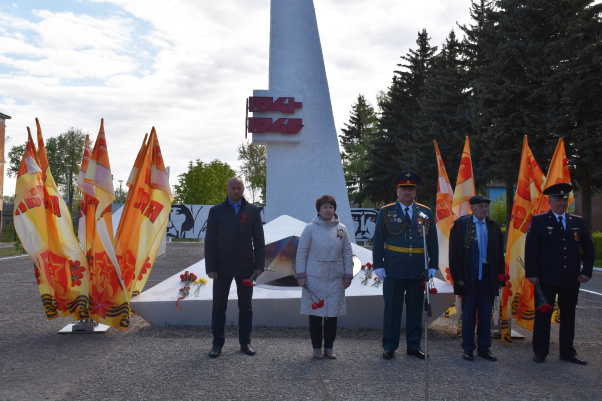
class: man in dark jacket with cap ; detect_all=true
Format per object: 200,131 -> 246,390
205,177 -> 265,358
373,171 -> 438,360
449,195 -> 505,361
525,183 -> 594,365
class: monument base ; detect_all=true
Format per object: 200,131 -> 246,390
131,215 -> 455,329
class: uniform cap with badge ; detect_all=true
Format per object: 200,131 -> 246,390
391,171 -> 421,188
543,183 -> 572,199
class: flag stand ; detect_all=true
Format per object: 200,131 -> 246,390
58,319 -> 110,334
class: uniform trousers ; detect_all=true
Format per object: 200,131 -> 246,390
211,276 -> 253,347
309,315 -> 337,349
382,278 -> 422,352
533,284 -> 579,358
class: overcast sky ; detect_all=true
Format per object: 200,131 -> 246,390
0,0 -> 474,196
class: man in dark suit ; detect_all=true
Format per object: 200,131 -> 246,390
525,183 -> 594,365
449,195 -> 505,362
373,171 -> 439,360
205,177 -> 265,358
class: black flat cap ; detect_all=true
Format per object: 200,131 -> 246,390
469,195 -> 491,205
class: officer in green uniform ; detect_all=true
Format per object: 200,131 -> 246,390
373,171 -> 438,359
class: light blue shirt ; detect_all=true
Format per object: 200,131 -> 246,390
552,212 -> 566,230
397,201 -> 412,222
473,215 -> 487,280
228,199 -> 241,215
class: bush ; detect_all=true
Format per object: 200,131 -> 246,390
592,232 -> 602,259
489,194 -> 507,230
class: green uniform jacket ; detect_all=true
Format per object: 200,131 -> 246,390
373,201 -> 438,279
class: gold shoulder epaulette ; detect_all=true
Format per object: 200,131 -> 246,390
415,202 -> 431,211
381,202 -> 396,210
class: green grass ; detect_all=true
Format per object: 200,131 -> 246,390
594,259 -> 602,268
0,247 -> 25,258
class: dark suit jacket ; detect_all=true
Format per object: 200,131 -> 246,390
204,197 -> 265,278
448,215 -> 505,295
525,211 -> 594,287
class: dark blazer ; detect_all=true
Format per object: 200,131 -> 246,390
373,201 -> 438,280
204,197 -> 265,278
525,211 -> 594,287
449,215 -> 505,295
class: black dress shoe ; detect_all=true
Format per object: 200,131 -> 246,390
463,350 -> 474,361
477,349 -> 498,361
533,355 -> 546,363
406,349 -> 426,359
209,346 -> 222,358
560,355 -> 587,365
241,344 -> 256,356
382,350 -> 395,360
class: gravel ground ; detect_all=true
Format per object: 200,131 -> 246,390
1,242 -> 601,401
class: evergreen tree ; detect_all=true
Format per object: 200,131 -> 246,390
413,30 -> 473,206
365,29 -> 437,206
340,94 -> 378,207
471,0 -> 559,222
544,0 -> 602,228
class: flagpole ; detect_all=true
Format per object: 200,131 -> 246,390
420,213 -> 431,401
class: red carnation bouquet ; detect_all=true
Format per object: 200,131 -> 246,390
422,278 -> 438,294
176,270 -> 198,309
534,282 -> 554,313
498,274 -> 510,287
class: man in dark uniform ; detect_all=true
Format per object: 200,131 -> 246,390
449,195 -> 505,362
373,171 -> 438,359
525,183 -> 594,365
205,177 -> 265,358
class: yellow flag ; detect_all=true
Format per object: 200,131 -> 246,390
500,136 -> 545,344
433,141 -> 457,283
82,119 -> 130,329
115,128 -> 173,298
451,136 -> 476,217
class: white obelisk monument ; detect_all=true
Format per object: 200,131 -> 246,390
247,0 -> 354,237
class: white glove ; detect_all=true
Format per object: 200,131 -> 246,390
374,268 -> 386,281
428,269 -> 437,278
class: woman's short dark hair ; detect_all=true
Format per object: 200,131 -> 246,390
315,195 -> 337,212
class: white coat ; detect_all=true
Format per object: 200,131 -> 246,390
295,215 -> 354,317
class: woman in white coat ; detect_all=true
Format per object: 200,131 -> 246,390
296,195 -> 354,359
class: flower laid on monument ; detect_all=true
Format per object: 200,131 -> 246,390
371,276 -> 382,288
534,282 -> 554,313
176,270 -> 198,309
242,272 -> 257,287
192,277 -> 208,297
360,262 -> 373,285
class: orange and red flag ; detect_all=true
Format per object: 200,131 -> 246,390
451,136 -> 476,218
14,121 -> 89,321
81,119 -> 130,329
115,128 -> 173,298
500,136 -> 546,344
433,141 -> 457,283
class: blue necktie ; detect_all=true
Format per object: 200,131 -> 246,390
477,221 -> 487,280
234,203 -> 240,215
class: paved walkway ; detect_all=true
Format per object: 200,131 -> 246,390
1,242 -> 601,400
